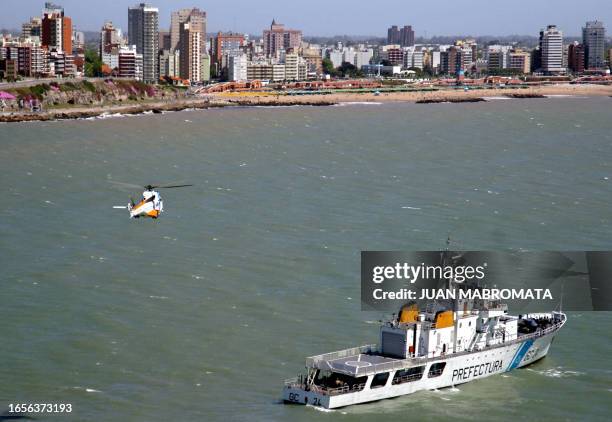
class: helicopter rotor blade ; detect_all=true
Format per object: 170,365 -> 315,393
153,184 -> 194,189
108,180 -> 143,190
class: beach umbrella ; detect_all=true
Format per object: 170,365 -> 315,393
0,91 -> 16,100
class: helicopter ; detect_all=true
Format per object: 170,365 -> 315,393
111,181 -> 193,219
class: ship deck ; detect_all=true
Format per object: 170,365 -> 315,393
323,353 -> 400,377
306,345 -> 407,377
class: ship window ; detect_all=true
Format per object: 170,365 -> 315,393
370,372 -> 390,389
428,362 -> 446,378
392,366 -> 425,385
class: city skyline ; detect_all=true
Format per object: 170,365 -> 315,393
1,0 -> 612,37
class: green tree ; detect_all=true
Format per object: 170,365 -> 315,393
322,58 -> 338,76
84,49 -> 103,77
337,61 -> 363,78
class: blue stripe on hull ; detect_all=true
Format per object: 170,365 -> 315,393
507,339 -> 534,371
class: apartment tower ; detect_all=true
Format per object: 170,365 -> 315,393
128,3 -> 159,83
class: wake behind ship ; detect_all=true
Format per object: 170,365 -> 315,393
283,297 -> 566,409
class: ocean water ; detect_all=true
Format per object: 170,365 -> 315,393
1,98 -> 612,421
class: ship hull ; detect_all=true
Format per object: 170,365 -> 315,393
283,328 -> 559,409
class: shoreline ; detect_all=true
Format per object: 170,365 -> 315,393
1,83 -> 610,123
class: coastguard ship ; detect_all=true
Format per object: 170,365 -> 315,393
282,259 -> 566,409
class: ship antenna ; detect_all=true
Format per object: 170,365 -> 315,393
559,282 -> 564,313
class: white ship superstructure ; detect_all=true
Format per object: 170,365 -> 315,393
283,298 -> 566,409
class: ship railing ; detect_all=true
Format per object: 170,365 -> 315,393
517,320 -> 564,340
323,382 -> 367,396
306,344 -> 377,368
391,373 -> 422,385
284,377 -> 300,387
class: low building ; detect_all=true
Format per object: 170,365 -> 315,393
508,50 -> 531,74
486,45 -> 512,70
302,48 -> 322,75
568,43 -> 585,73
3,58 -> 18,79
228,54 -> 247,81
440,46 -> 463,75
17,46 -> 32,76
48,50 -> 75,77
283,53 -> 307,81
361,64 -> 401,76
327,50 -> 343,68
248,63 -> 278,81
354,49 -> 373,69
200,53 -> 210,82
118,45 -> 143,80
102,51 -> 119,71
159,49 -> 179,78
386,48 -> 404,66
403,47 -> 423,70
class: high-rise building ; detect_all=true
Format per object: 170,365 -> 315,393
567,42 -> 585,73
263,20 -> 302,57
179,21 -> 203,82
170,9 -> 206,53
170,8 -> 206,78
170,10 -> 190,52
388,25 -> 414,47
170,9 -> 206,52
158,31 -> 170,51
22,17 -> 42,40
582,21 -> 606,70
440,46 -> 463,75
387,26 -> 400,44
100,22 -> 123,55
539,25 -> 564,74
212,32 -> 245,65
128,3 -> 159,83
73,31 -> 84,53
41,2 -> 72,53
400,25 -> 415,47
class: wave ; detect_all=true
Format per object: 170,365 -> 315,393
335,102 -> 383,106
527,366 -> 585,378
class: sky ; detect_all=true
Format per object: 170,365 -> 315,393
2,0 -> 611,37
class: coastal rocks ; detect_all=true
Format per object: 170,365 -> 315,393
0,100 -> 227,123
416,97 -> 486,104
227,99 -> 337,107
504,92 -> 546,98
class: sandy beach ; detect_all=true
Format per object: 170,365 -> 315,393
213,83 -> 612,105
